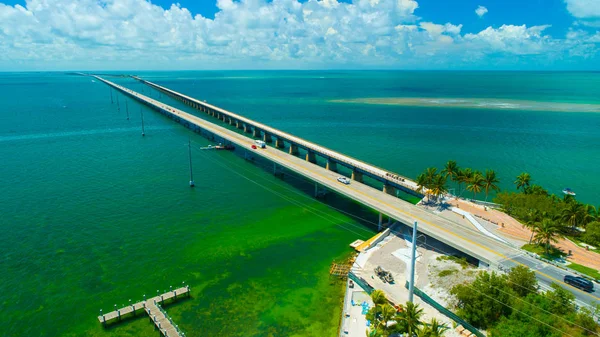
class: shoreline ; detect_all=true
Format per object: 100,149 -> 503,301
330,97 -> 600,113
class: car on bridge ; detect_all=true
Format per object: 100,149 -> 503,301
337,176 -> 350,185
564,275 -> 594,292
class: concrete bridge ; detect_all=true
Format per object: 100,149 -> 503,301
96,75 -> 600,307
131,76 -> 420,198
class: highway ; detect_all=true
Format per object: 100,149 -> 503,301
96,75 -> 600,308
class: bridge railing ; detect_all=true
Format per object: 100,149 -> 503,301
139,79 -> 421,192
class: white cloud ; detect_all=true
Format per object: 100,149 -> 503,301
564,0 -> 600,27
0,0 -> 596,70
564,0 -> 600,19
475,5 -> 488,18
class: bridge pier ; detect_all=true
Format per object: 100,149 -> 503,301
263,133 -> 272,143
289,144 -> 299,155
228,117 -> 234,125
210,110 -> 216,117
326,159 -> 337,172
221,114 -> 227,122
383,184 -> 396,196
306,151 -> 316,164
351,170 -> 363,183
275,138 -> 285,148
378,212 -> 383,232
236,120 -> 244,130
253,128 -> 262,138
243,124 -> 252,133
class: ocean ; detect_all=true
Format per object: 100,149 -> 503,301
1,71 -> 599,337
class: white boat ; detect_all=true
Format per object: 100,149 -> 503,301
562,188 -> 576,196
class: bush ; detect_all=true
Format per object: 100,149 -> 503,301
507,265 -> 538,297
582,221 -> 600,247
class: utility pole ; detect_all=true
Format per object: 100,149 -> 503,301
188,139 -> 195,187
409,221 -> 418,303
140,107 -> 145,137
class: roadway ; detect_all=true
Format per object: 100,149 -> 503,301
96,75 -> 600,308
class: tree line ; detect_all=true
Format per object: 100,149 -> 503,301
415,160 -> 599,254
451,265 -> 598,337
416,160 -> 500,202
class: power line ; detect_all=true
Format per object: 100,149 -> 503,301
122,83 -> 596,335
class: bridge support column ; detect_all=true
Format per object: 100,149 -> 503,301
326,159 -> 337,172
275,138 -> 285,148
263,133 -> 272,143
351,170 -> 363,183
383,184 -> 396,196
253,128 -> 261,138
244,124 -> 252,133
306,151 -> 316,163
228,117 -> 234,125
211,110 -> 216,117
236,120 -> 244,130
378,212 -> 383,232
222,114 -> 227,122
289,144 -> 299,155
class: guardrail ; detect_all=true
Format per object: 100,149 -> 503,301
136,77 -> 422,193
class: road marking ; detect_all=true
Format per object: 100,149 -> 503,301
101,77 -> 600,303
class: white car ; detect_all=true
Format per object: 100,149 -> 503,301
337,176 -> 351,185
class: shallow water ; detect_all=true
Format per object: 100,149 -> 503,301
1,71 -> 599,337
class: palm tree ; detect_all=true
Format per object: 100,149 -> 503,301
483,169 -> 500,202
457,168 -> 473,197
429,174 -> 448,203
466,171 -> 485,200
416,173 -> 428,195
427,318 -> 449,337
396,301 -> 424,336
441,160 -> 459,193
379,304 -> 396,333
561,202 -> 588,232
514,172 -> 531,192
533,218 -> 560,254
424,167 -> 438,186
371,289 -> 387,307
523,209 -> 541,244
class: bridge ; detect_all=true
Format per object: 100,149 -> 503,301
132,76 -> 421,198
95,75 -> 600,307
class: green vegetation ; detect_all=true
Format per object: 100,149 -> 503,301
438,269 -> 458,277
450,267 -> 599,336
420,160 -> 501,202
494,172 -> 599,256
521,244 -> 566,260
416,167 -> 448,202
436,255 -> 470,269
567,263 -> 600,281
366,291 -> 448,337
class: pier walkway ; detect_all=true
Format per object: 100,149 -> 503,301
94,76 -> 600,307
98,286 -> 189,337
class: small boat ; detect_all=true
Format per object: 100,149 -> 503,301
562,188 -> 576,196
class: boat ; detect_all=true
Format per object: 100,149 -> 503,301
562,188 -> 576,196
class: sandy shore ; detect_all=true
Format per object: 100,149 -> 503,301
330,97 -> 600,113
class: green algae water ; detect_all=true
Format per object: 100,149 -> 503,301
1,71 -> 599,337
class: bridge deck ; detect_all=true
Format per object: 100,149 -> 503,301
133,76 -> 419,193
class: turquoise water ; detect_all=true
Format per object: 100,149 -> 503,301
1,71 -> 599,337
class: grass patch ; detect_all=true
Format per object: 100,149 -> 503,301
565,235 -> 600,254
568,263 -> 600,281
438,269 -> 458,277
437,255 -> 470,269
521,243 -> 567,261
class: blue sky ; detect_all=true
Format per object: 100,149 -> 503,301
0,0 -> 598,70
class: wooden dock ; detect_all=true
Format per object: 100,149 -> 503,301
98,286 -> 190,337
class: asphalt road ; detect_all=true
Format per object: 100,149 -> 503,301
97,75 -> 600,308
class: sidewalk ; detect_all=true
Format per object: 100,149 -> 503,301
452,198 -> 600,270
